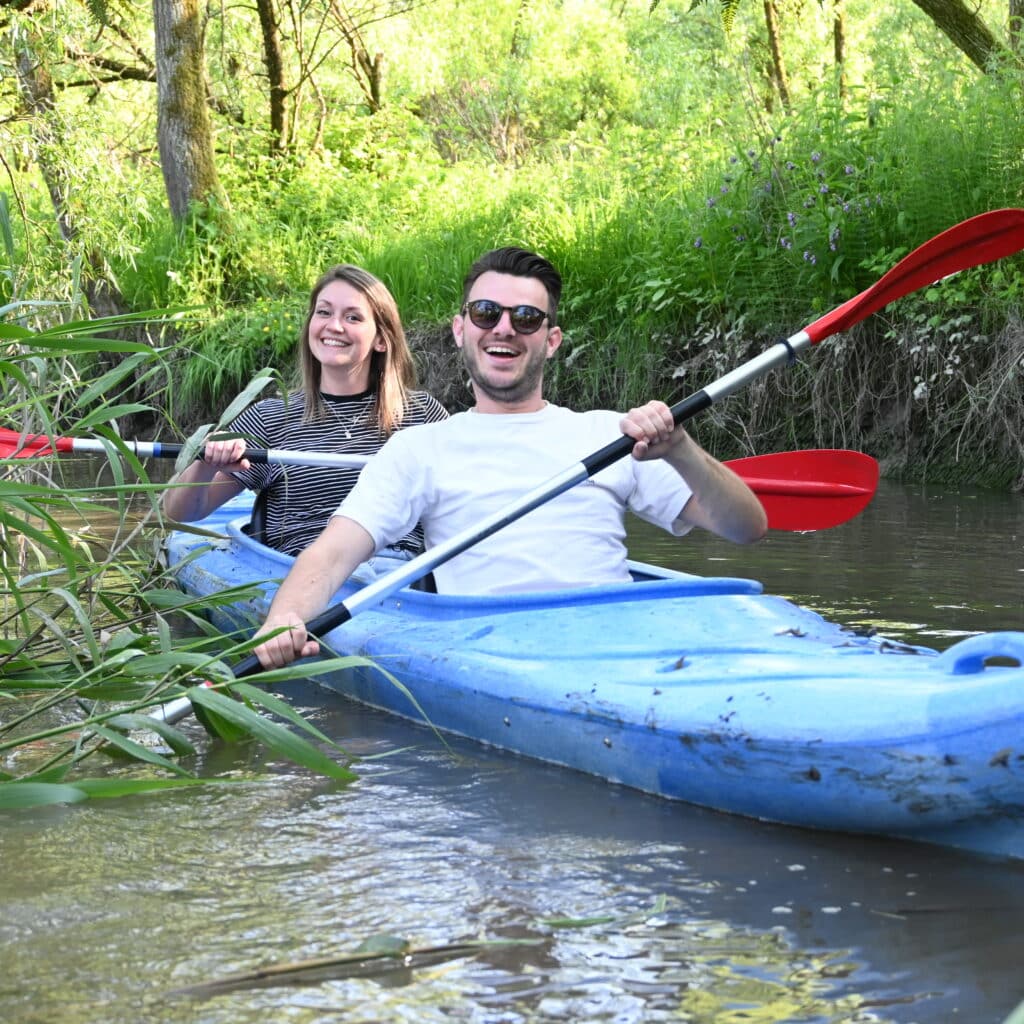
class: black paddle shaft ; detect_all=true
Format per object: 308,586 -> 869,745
581,391 -> 714,476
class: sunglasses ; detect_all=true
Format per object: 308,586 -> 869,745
461,299 -> 550,335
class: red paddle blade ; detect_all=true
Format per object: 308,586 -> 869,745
807,209 -> 1024,344
0,428 -> 73,459
726,449 -> 879,531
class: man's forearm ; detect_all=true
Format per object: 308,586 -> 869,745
264,517 -> 375,624
252,517 -> 376,668
665,435 -> 767,543
265,547 -> 348,624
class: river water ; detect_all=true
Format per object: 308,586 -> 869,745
2,479 -> 1024,1023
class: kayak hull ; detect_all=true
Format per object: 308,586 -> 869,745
164,495 -> 1024,860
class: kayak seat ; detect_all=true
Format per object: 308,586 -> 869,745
411,571 -> 437,593
242,487 -> 269,544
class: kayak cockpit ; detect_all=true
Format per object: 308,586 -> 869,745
213,511 -> 767,613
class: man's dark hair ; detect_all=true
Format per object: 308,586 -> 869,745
462,247 -> 562,324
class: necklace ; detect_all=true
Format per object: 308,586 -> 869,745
323,392 -> 371,440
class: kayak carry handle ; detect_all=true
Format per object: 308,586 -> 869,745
933,632 -> 1024,675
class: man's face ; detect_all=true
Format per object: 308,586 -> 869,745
453,271 -> 562,412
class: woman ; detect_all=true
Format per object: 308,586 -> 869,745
162,265 -> 448,561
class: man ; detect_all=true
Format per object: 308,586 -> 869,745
251,247 -> 767,668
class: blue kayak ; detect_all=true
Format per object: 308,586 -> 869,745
164,493 -> 1024,861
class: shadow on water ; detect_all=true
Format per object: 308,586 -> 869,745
1,474 -> 1023,1021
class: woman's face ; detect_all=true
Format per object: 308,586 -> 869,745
308,278 -> 386,394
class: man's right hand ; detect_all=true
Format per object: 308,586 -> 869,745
249,515 -> 378,670
252,613 -> 321,669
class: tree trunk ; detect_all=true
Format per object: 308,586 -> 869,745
152,0 -> 224,221
255,0 -> 288,152
833,0 -> 847,100
762,0 -> 791,112
908,0 -> 1001,71
1011,0 -> 1024,55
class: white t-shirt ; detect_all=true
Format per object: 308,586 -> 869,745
334,403 -> 693,594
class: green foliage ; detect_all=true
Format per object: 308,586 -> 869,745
1,0 -> 1023,481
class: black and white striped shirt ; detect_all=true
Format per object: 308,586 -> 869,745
228,389 -> 448,556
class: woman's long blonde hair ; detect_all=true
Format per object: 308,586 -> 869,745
298,264 -> 417,435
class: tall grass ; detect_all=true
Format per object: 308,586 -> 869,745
138,62 -> 1024,488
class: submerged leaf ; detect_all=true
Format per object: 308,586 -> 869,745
168,935 -> 544,998
186,687 -> 357,781
104,714 -> 197,757
72,777 -> 226,798
0,782 -> 89,808
233,682 -> 350,755
89,725 -> 193,776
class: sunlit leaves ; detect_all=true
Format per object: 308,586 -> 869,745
0,777 -> 217,809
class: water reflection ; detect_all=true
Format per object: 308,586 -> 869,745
2,476 -> 1024,1022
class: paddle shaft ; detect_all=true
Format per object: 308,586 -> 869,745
4,426 -> 874,523
5,431 -> 866,494
1,433 -> 367,469
303,365 -> 790,634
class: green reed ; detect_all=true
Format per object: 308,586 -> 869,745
0,297 -> 368,807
